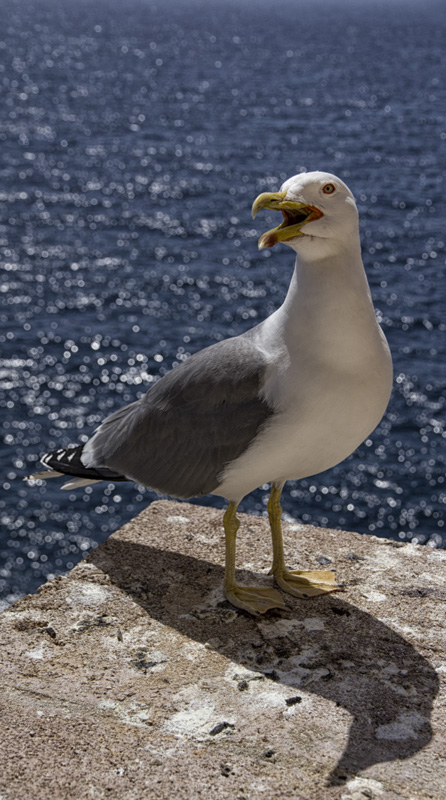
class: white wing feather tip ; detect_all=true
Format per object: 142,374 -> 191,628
25,470 -> 65,481
61,478 -> 102,490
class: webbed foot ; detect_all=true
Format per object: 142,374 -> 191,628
274,568 -> 342,599
224,584 -> 287,615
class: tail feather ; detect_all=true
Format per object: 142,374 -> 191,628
26,444 -> 128,488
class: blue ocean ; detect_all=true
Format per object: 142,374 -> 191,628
0,0 -> 445,607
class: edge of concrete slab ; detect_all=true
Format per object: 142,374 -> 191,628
1,500 -> 445,800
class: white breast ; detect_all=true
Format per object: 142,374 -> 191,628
214,252 -> 393,503
215,354 -> 392,502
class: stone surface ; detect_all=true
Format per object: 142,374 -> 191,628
0,499 -> 445,799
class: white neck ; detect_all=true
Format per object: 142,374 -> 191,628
284,243 -> 374,331
259,242 -> 383,373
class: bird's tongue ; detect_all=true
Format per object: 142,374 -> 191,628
258,231 -> 280,249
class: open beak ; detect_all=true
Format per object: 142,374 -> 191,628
252,190 -> 323,249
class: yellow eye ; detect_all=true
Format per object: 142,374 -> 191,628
322,183 -> 336,194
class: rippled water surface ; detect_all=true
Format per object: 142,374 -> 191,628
1,0 -> 445,605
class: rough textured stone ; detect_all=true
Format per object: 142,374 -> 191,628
0,500 -> 445,799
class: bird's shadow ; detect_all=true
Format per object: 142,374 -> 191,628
89,538 -> 439,786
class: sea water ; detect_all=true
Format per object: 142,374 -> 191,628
0,0 -> 444,605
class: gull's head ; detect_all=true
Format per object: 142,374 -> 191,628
252,171 -> 359,258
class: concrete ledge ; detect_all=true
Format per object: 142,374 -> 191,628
1,500 -> 445,799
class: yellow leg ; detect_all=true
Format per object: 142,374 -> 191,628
268,483 -> 341,598
223,501 -> 286,616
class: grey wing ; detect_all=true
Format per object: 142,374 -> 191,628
81,334 -> 275,499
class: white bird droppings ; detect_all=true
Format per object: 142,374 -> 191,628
257,615 -> 325,637
99,699 -> 151,728
343,775 -> 384,799
361,589 -> 387,602
64,581 -> 113,607
257,617 -> 301,639
303,617 -> 325,631
25,643 -> 47,660
164,697 -> 216,739
375,711 -> 428,741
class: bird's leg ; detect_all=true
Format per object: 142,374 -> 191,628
223,501 -> 286,616
268,483 -> 341,598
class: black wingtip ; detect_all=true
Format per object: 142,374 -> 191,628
39,445 -> 128,482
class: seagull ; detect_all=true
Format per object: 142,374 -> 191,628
27,171 -> 393,616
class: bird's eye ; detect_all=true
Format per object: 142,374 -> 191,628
322,183 -> 336,194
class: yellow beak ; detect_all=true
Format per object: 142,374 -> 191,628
251,190 -> 323,250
